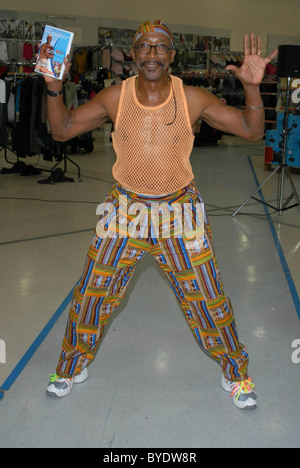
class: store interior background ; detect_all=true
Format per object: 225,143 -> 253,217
1,0 -> 300,53
0,0 -> 300,449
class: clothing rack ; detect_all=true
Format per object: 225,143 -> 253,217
0,143 -> 19,165
0,73 -> 82,183
41,141 -> 82,184
6,71 -> 38,77
0,142 -> 81,183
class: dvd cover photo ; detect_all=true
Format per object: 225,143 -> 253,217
35,25 -> 74,80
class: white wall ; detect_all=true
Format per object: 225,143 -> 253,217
1,0 -> 300,52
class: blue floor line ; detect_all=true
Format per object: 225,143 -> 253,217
247,156 -> 300,320
0,283 -> 78,401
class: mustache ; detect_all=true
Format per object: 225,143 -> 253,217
140,60 -> 164,68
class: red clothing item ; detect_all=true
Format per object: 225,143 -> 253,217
22,65 -> 34,73
23,42 -> 33,60
266,63 -> 277,75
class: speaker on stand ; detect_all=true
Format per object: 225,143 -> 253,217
233,45 -> 300,217
277,45 -> 300,77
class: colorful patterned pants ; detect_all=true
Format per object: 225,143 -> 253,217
56,182 -> 249,382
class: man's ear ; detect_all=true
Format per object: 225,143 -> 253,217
130,48 -> 136,62
170,48 -> 176,64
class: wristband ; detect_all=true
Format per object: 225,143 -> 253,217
47,88 -> 63,97
245,102 -> 264,110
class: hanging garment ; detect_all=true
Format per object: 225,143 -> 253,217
102,48 -> 111,69
7,84 -> 16,124
7,41 -> 18,61
22,42 -> 33,60
0,41 -> 8,62
12,78 -> 34,157
64,81 -> 78,110
111,49 -> 124,61
0,78 -> 8,144
74,50 -> 88,74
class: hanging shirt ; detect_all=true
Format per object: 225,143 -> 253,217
0,42 -> 8,62
23,42 -> 34,60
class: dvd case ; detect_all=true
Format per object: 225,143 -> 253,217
35,25 -> 74,80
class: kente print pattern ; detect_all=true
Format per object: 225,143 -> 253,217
56,183 -> 249,382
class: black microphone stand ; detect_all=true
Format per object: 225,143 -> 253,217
232,76 -> 300,217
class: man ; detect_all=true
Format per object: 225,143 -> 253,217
45,20 -> 277,409
36,34 -> 55,75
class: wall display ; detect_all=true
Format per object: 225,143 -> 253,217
97,26 -> 231,75
24,22 -> 35,41
98,28 -> 114,46
0,19 -> 55,41
61,26 -> 82,45
185,51 -> 208,72
0,20 -> 25,39
98,26 -> 231,53
0,19 -> 58,76
0,18 -> 231,77
98,27 -> 135,47
35,22 -> 52,41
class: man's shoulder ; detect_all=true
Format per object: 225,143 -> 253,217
96,82 -> 122,102
100,76 -> 137,102
183,82 -> 212,103
91,82 -> 123,122
183,81 -> 211,97
181,81 -> 220,125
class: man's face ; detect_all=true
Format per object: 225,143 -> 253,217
131,32 -> 176,81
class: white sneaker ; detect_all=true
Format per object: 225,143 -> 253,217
221,375 -> 257,410
46,368 -> 88,398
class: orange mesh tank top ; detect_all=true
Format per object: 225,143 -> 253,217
111,74 -> 195,195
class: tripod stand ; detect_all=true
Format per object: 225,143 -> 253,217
232,76 -> 300,217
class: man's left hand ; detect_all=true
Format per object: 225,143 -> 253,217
226,33 -> 278,86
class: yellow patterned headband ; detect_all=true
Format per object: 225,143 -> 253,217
133,20 -> 174,47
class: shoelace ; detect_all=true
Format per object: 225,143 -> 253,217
230,378 -> 255,401
49,374 -> 73,383
49,374 -> 61,382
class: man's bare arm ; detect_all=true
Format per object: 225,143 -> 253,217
46,84 -> 121,142
41,55 -> 121,142
186,85 -> 265,141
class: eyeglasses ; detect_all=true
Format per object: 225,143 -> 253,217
133,43 -> 174,55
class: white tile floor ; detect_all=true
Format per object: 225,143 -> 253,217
0,125 -> 299,448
